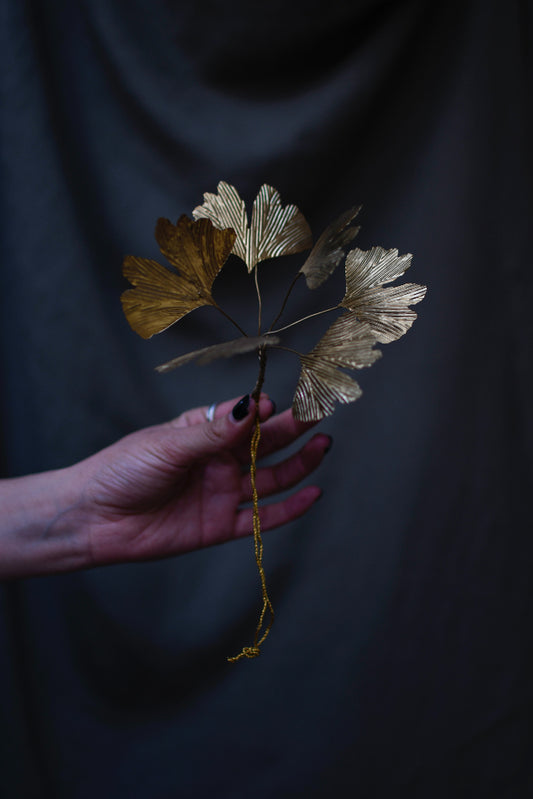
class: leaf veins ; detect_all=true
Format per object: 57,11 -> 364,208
340,246 -> 427,343
121,216 -> 236,339
292,313 -> 381,421
299,205 -> 361,289
193,181 -> 312,272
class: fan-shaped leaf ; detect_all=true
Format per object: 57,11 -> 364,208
292,313 -> 381,421
300,206 -> 361,289
293,357 -> 363,422
309,312 -> 382,370
341,247 -> 427,343
192,183 -> 248,263
121,216 -> 235,339
193,181 -> 312,271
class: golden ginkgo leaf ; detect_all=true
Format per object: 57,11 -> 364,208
155,334 -> 280,373
121,216 -> 236,339
340,246 -> 427,344
292,313 -> 381,421
299,205 -> 361,289
293,358 -> 363,422
309,312 -> 382,370
193,181 -> 312,272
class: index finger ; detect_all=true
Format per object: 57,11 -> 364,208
174,394 -> 273,429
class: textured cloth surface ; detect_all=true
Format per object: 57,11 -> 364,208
1,1 -> 532,797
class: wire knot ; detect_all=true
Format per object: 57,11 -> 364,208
242,646 -> 260,658
227,645 -> 261,663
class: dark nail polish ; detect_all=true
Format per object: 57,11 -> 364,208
324,435 -> 333,454
269,399 -> 277,415
232,394 -> 250,421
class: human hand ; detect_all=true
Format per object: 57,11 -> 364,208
73,395 -> 329,567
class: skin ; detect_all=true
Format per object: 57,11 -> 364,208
0,396 -> 330,579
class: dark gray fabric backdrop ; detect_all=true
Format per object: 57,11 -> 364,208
2,1 -> 532,796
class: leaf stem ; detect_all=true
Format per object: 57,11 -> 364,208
268,272 -> 303,332
269,305 -> 340,335
254,265 -> 262,335
270,344 -> 305,359
212,302 -> 248,337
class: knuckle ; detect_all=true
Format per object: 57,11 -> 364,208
203,419 -> 228,447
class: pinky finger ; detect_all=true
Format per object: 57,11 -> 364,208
234,485 -> 322,537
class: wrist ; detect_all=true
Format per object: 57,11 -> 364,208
0,465 -> 92,579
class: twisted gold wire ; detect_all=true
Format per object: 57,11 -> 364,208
227,413 -> 274,662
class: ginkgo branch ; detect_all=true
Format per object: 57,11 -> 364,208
252,346 -> 268,400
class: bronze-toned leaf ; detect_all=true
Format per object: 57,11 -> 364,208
292,313 -> 381,421
340,246 -> 427,343
193,181 -> 312,271
155,334 -> 280,373
299,206 -> 361,289
121,216 -> 236,339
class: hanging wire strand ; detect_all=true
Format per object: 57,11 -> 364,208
228,348 -> 274,662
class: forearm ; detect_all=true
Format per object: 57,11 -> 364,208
0,466 -> 91,579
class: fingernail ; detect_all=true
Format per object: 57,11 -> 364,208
232,394 -> 250,421
324,435 -> 333,454
269,399 -> 277,415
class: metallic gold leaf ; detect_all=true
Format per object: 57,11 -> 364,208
193,181 -> 312,271
299,206 -> 361,289
309,313 -> 382,370
193,182 -> 248,261
121,216 -> 236,339
249,184 -> 312,266
155,334 -> 280,373
340,246 -> 427,343
292,313 -> 381,421
293,357 -> 363,422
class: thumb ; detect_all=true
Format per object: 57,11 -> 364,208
164,394 -> 255,463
